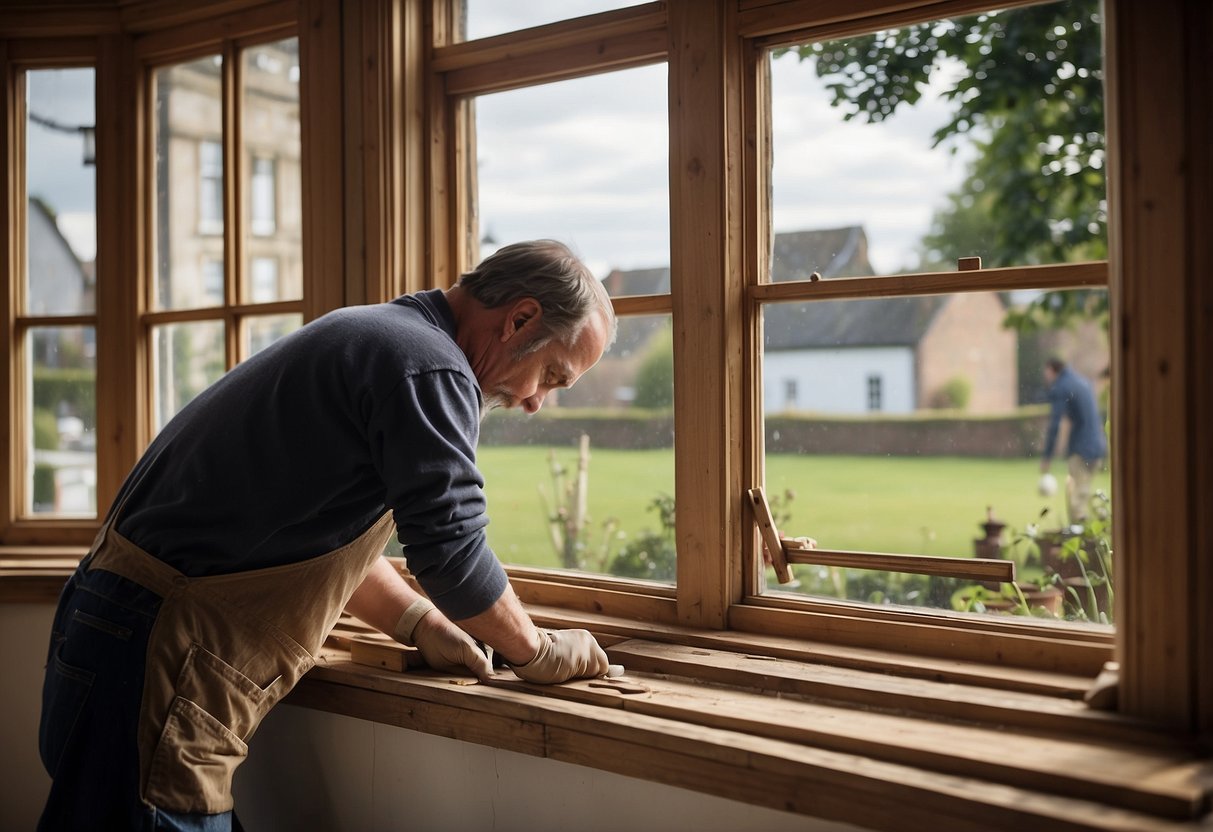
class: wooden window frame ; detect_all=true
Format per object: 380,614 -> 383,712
1,39 -> 104,544
0,0 -> 1206,741
425,0 -> 1210,735
134,10 -> 301,436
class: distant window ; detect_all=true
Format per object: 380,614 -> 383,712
250,156 -> 276,236
199,140 -> 223,235
251,257 -> 278,303
784,378 -> 798,409
202,258 -> 224,304
867,374 -> 882,412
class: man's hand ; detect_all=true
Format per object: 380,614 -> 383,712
512,628 -> 608,684
400,600 -> 494,681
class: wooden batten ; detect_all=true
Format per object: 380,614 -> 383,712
299,0 -> 344,320
94,29 -> 139,525
443,29 -> 667,98
431,3 -> 666,74
729,603 -> 1110,676
739,0 -> 1044,45
610,293 -> 671,316
131,3 -> 294,63
0,41 -> 13,536
750,261 -> 1108,304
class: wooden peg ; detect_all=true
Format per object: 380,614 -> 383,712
747,487 -> 793,584
957,256 -> 982,271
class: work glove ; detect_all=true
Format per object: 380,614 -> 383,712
394,599 -> 493,682
512,628 -> 609,685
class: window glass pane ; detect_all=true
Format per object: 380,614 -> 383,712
761,288 -> 1113,624
152,320 -> 225,431
769,0 -> 1105,276
242,38 -> 301,304
463,1 -> 647,41
25,68 -> 96,316
480,314 -> 675,582
154,55 -> 224,311
473,63 -> 668,297
243,313 -> 302,358
27,326 -> 97,516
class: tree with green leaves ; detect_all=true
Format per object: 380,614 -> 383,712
779,0 -> 1105,331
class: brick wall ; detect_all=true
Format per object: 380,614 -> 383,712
917,292 -> 1018,412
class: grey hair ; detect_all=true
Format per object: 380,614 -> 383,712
458,239 -> 616,350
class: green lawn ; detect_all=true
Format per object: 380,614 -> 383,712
478,446 -> 1111,570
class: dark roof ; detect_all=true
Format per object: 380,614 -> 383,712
601,226 -> 874,297
771,226 -> 873,280
603,266 -> 670,296
763,295 -> 948,350
604,226 -> 947,350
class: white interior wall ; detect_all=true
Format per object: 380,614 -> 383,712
1,602 -> 862,832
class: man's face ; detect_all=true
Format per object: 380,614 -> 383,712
1043,365 -> 1058,386
479,310 -> 609,418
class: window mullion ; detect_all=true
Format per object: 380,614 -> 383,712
222,38 -> 239,369
668,0 -> 744,629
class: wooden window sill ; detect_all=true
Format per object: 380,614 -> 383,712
301,610 -> 1213,832
0,549 -> 85,602
7,568 -> 1211,828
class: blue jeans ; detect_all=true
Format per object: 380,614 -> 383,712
38,563 -> 241,832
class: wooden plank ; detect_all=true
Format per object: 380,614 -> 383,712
432,3 -> 666,73
506,565 -> 676,597
746,592 -> 1114,644
784,545 -> 1016,583
444,27 -> 666,97
292,660 -> 1209,831
728,603 -> 1109,676
610,293 -> 671,316
606,639 -> 1183,749
739,0 -> 1044,42
750,261 -> 1108,304
0,7 -> 120,38
348,638 -> 422,672
482,672 -> 1211,818
524,604 -> 1094,697
120,0 -> 284,34
542,722 -> 1196,832
286,675 -> 549,757
131,2 -> 295,61
299,0 -> 345,320
509,576 -> 679,624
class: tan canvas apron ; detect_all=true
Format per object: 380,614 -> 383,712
84,509 -> 396,814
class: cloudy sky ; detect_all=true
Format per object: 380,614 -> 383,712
26,1 -> 978,280
26,68 -> 97,261
471,0 -> 978,278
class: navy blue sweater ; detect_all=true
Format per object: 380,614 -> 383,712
115,290 -> 507,620
1043,366 -> 1107,464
